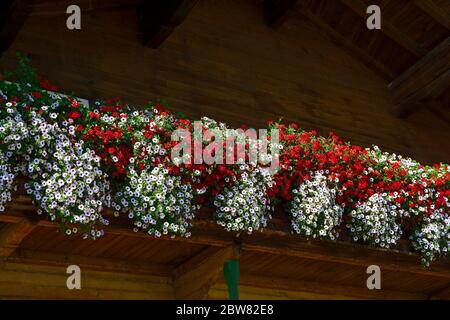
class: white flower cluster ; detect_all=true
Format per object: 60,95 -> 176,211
348,193 -> 402,248
289,171 -> 343,240
411,212 -> 450,267
0,149 -> 15,212
214,166 -> 274,234
0,110 -> 28,212
113,164 -> 198,237
24,112 -> 110,238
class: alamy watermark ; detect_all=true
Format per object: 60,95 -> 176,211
66,264 -> 81,290
170,121 -> 281,173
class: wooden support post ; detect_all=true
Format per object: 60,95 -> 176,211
172,244 -> 238,299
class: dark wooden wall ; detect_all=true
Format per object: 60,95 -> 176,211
1,0 -> 449,164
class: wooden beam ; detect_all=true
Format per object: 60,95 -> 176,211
137,0 -> 198,48
8,249 -> 173,276
172,244 -> 238,299
298,7 -> 396,80
0,0 -> 34,54
237,274 -> 427,300
414,0 -> 450,30
263,0 -> 299,28
389,37 -> 450,117
240,232 -> 450,279
340,0 -> 426,57
0,220 -> 36,257
0,262 -> 174,299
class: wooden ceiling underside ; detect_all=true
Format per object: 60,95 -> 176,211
295,0 -> 450,118
0,0 -> 449,118
1,189 -> 450,299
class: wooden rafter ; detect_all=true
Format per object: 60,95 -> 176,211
137,0 -> 198,49
263,0 -> 299,28
0,219 -> 35,258
172,244 -> 239,299
340,0 -> 426,57
389,37 -> 450,117
297,7 -> 396,80
0,0 -> 34,54
414,0 -> 450,30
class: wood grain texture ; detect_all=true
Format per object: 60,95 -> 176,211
0,0 -> 34,54
340,0 -> 426,57
172,246 -> 234,299
138,0 -> 199,48
0,220 -> 36,257
0,262 -> 174,299
414,0 -> 450,30
1,0 -> 448,163
389,37 -> 450,117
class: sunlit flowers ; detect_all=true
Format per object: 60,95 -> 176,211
289,171 -> 343,240
113,164 -> 198,237
214,165 -> 274,234
411,211 -> 450,267
348,193 -> 402,248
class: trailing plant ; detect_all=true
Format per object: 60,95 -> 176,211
0,54 -> 449,266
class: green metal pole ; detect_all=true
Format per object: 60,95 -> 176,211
223,259 -> 240,300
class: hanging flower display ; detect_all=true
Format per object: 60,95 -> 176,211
214,166 -> 274,234
24,111 -> 110,238
411,211 -> 450,267
0,54 -> 449,266
288,171 -> 343,240
113,164 -> 198,237
0,108 -> 28,212
347,193 -> 403,248
0,150 -> 14,213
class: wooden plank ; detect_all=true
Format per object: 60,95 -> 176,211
31,0 -> 139,17
0,0 -> 34,54
389,37 -> 450,117
0,220 -> 36,257
172,245 -> 237,299
263,0 -> 299,28
340,0 -> 427,57
240,232 -> 450,279
0,262 -> 174,299
8,249 -> 173,276
414,0 -> 450,30
237,274 -> 428,300
138,0 -> 198,48
298,7 -> 397,80
4,0 -> 450,164
429,286 -> 450,300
